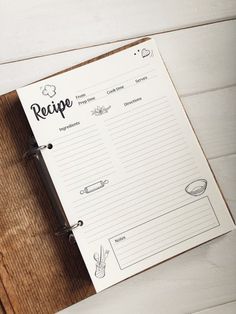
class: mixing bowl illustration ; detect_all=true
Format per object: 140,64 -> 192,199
185,179 -> 207,196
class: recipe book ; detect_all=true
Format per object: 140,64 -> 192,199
17,37 -> 235,292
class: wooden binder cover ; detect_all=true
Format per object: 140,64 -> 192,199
0,38 -> 148,314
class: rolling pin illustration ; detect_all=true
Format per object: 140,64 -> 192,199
80,180 -> 109,195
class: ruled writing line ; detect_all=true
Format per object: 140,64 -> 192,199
63,161 -> 113,183
107,100 -> 169,131
84,173 -> 198,237
57,148 -> 108,168
115,205 -> 211,252
87,196 -> 193,243
105,97 -> 167,124
75,63 -> 151,95
95,75 -> 159,102
110,114 -> 174,144
85,69 -> 156,98
116,204 -> 211,255
59,151 -> 109,172
110,113 -> 175,143
120,139 -> 185,163
54,142 -> 105,163
65,166 -> 114,188
54,132 -> 101,152
60,156 -> 111,177
75,158 -> 195,210
51,124 -> 97,143
84,176 -> 197,232
121,220 -> 217,266
73,155 -> 194,208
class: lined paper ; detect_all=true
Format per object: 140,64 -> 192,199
51,125 -> 115,191
109,197 -> 219,269
17,38 -> 235,292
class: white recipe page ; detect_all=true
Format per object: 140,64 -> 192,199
17,38 -> 235,292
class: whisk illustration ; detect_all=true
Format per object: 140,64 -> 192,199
93,246 -> 109,278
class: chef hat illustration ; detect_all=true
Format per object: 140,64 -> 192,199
42,84 -> 56,98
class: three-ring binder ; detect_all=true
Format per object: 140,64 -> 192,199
24,136 -> 82,242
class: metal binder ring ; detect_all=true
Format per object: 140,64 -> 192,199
23,144 -> 52,160
55,220 -> 84,237
70,220 -> 84,230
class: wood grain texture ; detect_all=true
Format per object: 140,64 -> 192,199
0,0 -> 236,63
0,278 -> 15,314
0,92 -> 95,313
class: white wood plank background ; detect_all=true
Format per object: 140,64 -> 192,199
1,20 -> 236,96
1,0 -> 235,313
194,301 -> 236,314
182,86 -> 236,159
1,0 -> 236,63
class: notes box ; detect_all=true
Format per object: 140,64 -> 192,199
109,196 -> 219,269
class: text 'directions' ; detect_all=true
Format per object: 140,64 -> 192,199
109,196 -> 219,269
